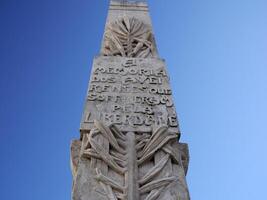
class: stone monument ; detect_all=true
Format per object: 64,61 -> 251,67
70,0 -> 190,199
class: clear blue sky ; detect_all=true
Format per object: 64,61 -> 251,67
0,0 -> 266,199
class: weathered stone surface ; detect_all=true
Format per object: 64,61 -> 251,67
80,56 -> 179,135
70,140 -> 81,179
101,0 -> 158,57
102,16 -> 157,58
71,1 -> 190,199
179,143 -> 190,175
73,121 -> 189,200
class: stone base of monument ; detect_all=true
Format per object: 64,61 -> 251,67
71,121 -> 190,200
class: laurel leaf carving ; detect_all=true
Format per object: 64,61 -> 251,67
103,16 -> 156,58
81,121 -> 181,200
139,154 -> 170,185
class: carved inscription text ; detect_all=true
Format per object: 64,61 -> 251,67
81,57 -> 179,133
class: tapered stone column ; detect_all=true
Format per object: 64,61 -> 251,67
71,1 -> 190,199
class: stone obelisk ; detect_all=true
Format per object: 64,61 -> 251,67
70,1 -> 190,199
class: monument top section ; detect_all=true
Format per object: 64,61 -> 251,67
101,0 -> 158,58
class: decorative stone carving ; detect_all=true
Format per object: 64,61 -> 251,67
70,140 -> 81,179
102,16 -> 157,58
71,1 -> 191,200
72,120 -> 189,200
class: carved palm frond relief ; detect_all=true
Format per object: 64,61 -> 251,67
80,120 -> 189,200
102,16 -> 157,58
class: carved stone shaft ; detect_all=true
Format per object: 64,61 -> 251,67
71,1 -> 190,200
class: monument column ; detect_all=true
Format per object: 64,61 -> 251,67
71,1 -> 190,199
